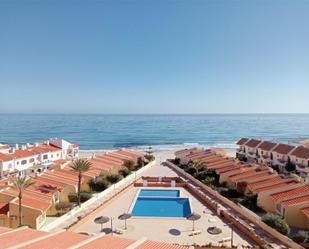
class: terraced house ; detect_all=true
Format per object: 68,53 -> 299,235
236,138 -> 309,181
0,138 -> 79,178
176,147 -> 309,229
0,148 -> 144,229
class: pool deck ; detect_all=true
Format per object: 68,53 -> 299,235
69,151 -> 252,247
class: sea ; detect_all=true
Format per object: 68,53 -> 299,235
0,114 -> 309,152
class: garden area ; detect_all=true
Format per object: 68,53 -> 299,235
53,156 -> 150,217
173,158 -> 309,243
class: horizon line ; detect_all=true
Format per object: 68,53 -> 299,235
1,112 -> 309,115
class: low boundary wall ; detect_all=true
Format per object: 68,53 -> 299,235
165,160 -> 303,249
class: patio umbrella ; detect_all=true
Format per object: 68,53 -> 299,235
94,216 -> 110,231
186,213 -> 201,231
118,213 -> 132,230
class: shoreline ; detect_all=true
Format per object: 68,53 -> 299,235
79,146 -> 236,158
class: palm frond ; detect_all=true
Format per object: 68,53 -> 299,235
12,177 -> 34,191
70,159 -> 92,173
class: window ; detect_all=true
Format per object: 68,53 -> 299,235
43,154 -> 48,160
30,158 -> 34,163
21,160 -> 27,165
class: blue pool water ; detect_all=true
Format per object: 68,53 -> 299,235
139,189 -> 180,197
131,197 -> 191,218
131,189 -> 191,218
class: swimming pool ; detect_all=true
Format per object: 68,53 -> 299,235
131,189 -> 192,218
139,189 -> 180,197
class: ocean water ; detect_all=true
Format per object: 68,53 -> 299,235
0,114 -> 309,150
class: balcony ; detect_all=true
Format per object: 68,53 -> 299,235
296,165 -> 309,174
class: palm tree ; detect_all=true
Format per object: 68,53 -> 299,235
12,177 -> 34,227
70,159 -> 92,207
192,160 -> 205,173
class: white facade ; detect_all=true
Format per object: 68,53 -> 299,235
49,138 -> 79,159
0,138 -> 79,178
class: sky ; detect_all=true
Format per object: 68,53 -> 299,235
0,0 -> 308,114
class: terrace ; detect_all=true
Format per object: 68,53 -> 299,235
69,158 -> 252,247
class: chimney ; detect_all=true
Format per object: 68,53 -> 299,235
288,140 -> 291,145
15,144 -> 19,149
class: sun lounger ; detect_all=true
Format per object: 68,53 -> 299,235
188,230 -> 202,236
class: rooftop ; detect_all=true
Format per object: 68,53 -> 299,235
280,194 -> 309,207
291,146 -> 309,159
272,143 -> 295,155
271,185 -> 309,201
236,138 -> 249,146
258,141 -> 277,151
245,139 -> 262,148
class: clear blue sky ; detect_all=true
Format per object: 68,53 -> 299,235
1,0 -> 308,113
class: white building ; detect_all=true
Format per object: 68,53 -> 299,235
0,139 -> 79,178
256,141 -> 277,164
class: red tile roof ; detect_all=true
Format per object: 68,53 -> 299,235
302,207 -> 309,217
229,168 -> 258,181
77,235 -> 135,249
20,231 -> 88,249
245,139 -> 262,148
0,153 -> 13,162
236,138 -> 249,146
31,144 -> 61,154
247,176 -> 284,191
291,146 -> 309,159
234,172 -> 272,183
137,240 -> 189,249
271,185 -> 309,201
280,195 -> 309,207
215,164 -> 242,174
0,228 -> 47,248
272,143 -> 295,154
0,226 -> 11,234
258,141 -> 277,151
12,149 -> 37,159
255,182 -> 291,193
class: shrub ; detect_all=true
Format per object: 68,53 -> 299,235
119,167 -> 131,177
240,194 -> 264,212
220,189 -> 243,199
55,202 -> 73,211
202,176 -> 216,186
145,154 -> 155,162
89,177 -> 109,192
68,192 -> 92,203
285,161 -> 296,172
293,230 -> 308,243
124,160 -> 136,171
136,157 -> 145,169
262,213 -> 290,235
105,173 -> 121,184
179,164 -> 189,170
185,167 -> 197,176
174,158 -> 180,165
196,171 -> 207,181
